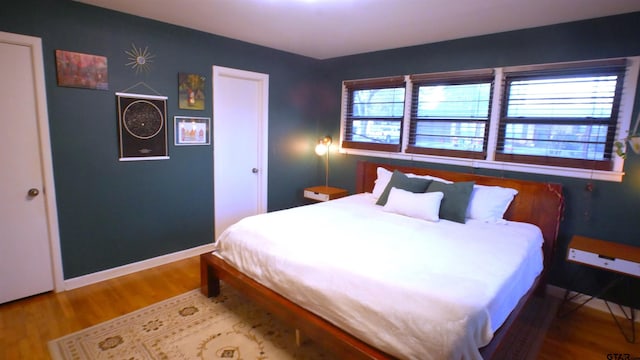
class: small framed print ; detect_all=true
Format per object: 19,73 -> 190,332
178,73 -> 205,110
174,116 -> 210,145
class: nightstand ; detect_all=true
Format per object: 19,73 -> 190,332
560,235 -> 640,343
303,186 -> 348,202
567,236 -> 640,277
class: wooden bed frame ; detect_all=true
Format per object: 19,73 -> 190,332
201,160 -> 564,359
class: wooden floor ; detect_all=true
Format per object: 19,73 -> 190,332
0,256 -> 637,359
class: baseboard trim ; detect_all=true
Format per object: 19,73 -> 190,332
62,243 -> 216,291
546,284 -> 639,323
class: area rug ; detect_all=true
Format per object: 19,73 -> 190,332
48,284 -> 329,360
49,283 -> 557,360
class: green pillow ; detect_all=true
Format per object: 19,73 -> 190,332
376,170 -> 431,206
426,181 -> 475,223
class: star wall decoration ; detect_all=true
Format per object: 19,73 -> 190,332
125,43 -> 155,74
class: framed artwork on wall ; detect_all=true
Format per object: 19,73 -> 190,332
116,92 -> 169,161
174,116 -> 211,146
178,72 -> 205,110
55,50 -> 108,90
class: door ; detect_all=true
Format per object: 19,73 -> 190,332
212,66 -> 269,240
0,32 -> 61,303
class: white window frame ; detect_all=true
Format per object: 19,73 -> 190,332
339,57 -> 640,182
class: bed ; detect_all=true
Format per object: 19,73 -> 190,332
200,160 -> 564,359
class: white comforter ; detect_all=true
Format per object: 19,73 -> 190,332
214,193 -> 543,360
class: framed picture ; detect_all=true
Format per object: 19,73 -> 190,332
178,73 -> 205,110
174,116 -> 211,145
55,50 -> 108,90
116,92 -> 169,161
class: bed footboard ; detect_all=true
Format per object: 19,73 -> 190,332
199,251 -> 534,359
199,252 -> 395,360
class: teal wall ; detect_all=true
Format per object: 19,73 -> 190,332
318,12 -> 640,306
1,0 -> 323,278
2,0 -> 639,305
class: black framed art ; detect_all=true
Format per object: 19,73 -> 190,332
116,92 -> 169,161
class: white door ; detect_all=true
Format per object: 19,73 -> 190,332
0,32 -> 61,303
212,66 -> 269,240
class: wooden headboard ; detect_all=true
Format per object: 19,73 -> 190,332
356,161 -> 564,282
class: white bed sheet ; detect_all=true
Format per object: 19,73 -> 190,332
213,193 -> 544,360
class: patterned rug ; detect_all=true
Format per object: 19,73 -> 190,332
48,284 -> 329,360
49,283 -> 557,360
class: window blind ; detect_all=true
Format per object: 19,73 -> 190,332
407,70 -> 494,159
342,76 -> 406,152
496,59 -> 626,170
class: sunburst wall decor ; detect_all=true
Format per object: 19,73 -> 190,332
125,43 -> 155,74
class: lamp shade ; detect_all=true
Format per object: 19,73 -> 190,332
314,136 -> 332,156
315,143 -> 328,156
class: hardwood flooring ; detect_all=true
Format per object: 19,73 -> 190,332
1,256 -> 637,359
0,257 -> 200,359
539,301 -> 639,360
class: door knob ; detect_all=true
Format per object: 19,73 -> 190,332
28,188 -> 40,197
252,168 -> 259,173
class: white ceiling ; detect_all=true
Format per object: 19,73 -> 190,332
75,0 -> 640,60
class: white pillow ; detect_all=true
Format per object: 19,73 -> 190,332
373,168 -> 452,199
372,167 -> 393,199
407,172 -> 453,184
466,185 -> 518,223
383,187 -> 444,222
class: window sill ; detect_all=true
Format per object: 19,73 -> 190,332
339,147 -> 624,182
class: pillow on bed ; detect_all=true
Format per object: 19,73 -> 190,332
407,173 -> 453,184
383,187 -> 444,222
425,181 -> 474,223
466,185 -> 518,223
372,167 -> 393,199
376,170 -> 432,206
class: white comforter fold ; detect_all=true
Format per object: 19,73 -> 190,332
214,193 -> 543,360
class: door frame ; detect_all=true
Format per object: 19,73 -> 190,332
1,31 -> 64,291
212,66 -> 269,239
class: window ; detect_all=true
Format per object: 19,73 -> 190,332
338,57 -> 639,181
407,70 -> 494,159
342,76 -> 405,152
496,60 -> 626,170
